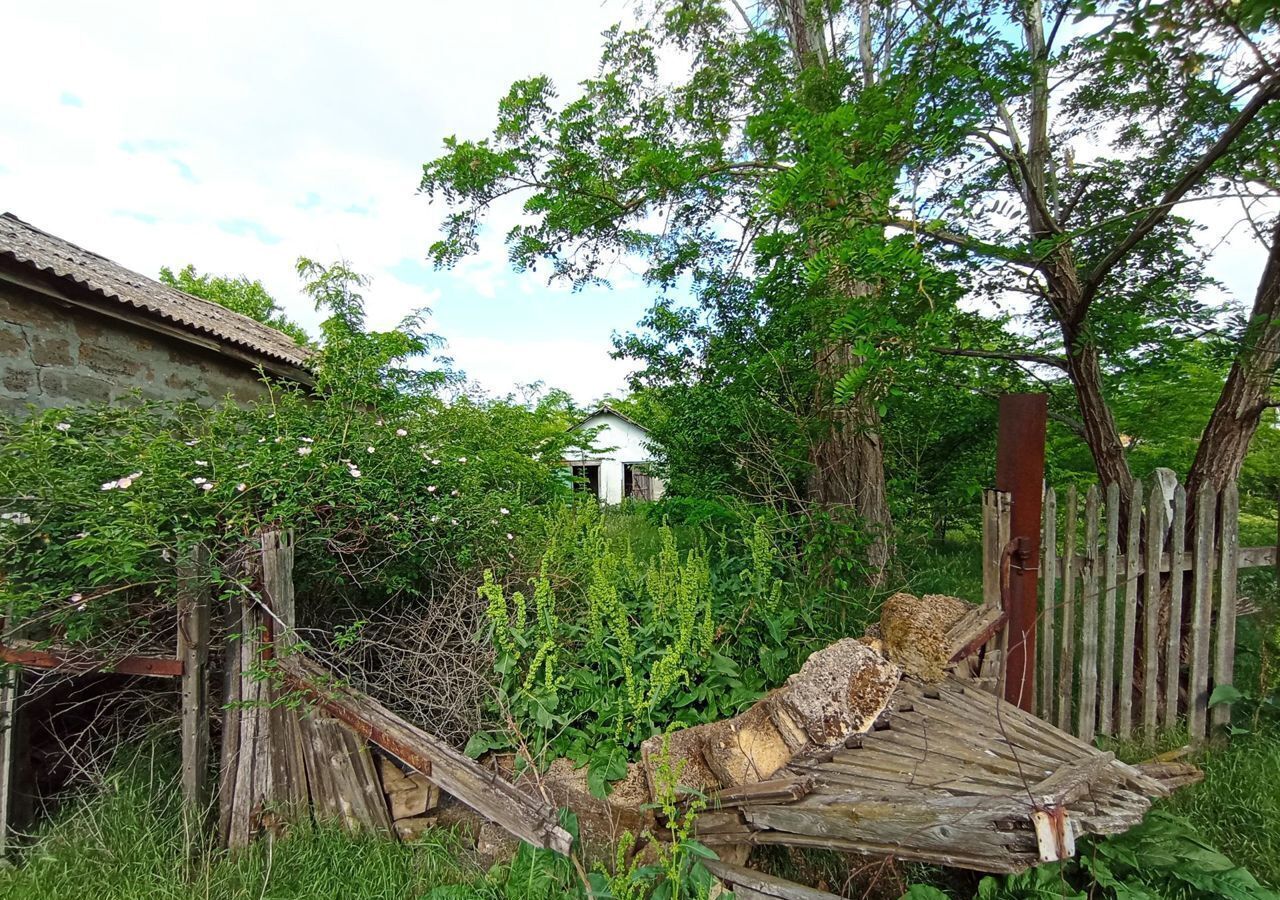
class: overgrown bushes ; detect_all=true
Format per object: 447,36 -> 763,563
466,504 -> 807,792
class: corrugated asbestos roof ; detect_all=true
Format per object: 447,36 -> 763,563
0,212 -> 311,370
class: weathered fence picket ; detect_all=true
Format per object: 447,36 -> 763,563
1117,478 -> 1142,740
1077,487 -> 1100,739
1040,488 -> 1057,720
1057,487 -> 1078,733
1213,484 -> 1240,732
1188,485 -> 1215,742
1142,482 -> 1164,744
1164,486 -> 1186,728
1100,483 -> 1120,735
1032,475 -> 1262,746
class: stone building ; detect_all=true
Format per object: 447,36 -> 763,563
0,212 -> 311,417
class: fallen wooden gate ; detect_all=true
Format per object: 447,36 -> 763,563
693,677 -> 1169,874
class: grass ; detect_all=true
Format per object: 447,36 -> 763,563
0,740 -> 491,900
4,524 -> 1276,898
1163,726 -> 1280,889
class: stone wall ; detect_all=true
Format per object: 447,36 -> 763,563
0,280 -> 271,417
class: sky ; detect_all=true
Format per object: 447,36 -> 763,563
0,0 -> 655,402
2,3 -> 1273,404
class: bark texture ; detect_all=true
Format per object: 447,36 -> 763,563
1186,220 -> 1280,498
809,340 -> 892,581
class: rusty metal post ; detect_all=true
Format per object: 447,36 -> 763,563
995,394 -> 1047,711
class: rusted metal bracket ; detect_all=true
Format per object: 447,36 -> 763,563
1031,803 -> 1076,862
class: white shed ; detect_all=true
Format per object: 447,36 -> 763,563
564,406 -> 665,504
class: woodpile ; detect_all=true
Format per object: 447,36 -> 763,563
378,757 -> 440,841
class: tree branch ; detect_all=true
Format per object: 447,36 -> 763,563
1082,71 -> 1280,304
884,217 -> 1040,268
929,346 -> 1069,370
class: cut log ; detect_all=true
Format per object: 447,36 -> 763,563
772,639 -> 900,749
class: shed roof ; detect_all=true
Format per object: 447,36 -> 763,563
0,212 -> 311,374
573,404 -> 647,432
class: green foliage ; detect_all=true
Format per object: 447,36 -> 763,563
468,505 -> 771,785
0,261 -> 583,644
159,263 -> 311,347
1164,726 -> 1280,888
954,812 -> 1280,900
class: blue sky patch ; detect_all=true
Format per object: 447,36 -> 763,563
218,218 -> 282,245
59,91 -> 83,108
113,209 -> 158,225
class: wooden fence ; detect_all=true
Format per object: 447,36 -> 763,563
982,477 -> 1274,745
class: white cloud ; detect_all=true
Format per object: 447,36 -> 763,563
445,334 -> 634,401
0,0 -> 640,400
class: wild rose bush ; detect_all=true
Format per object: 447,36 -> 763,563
0,259 -> 590,644
0,391 -> 586,643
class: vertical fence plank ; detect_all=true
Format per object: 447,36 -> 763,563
1057,486 -> 1079,732
0,669 -> 16,858
1040,488 -> 1058,721
1164,485 -> 1187,727
1100,482 -> 1121,735
983,490 -> 1002,610
1212,482 -> 1240,733
178,544 -> 211,831
995,491 -> 1012,700
1077,486 -> 1101,739
1118,478 -> 1143,740
1189,484 -> 1217,743
1143,481 -> 1165,744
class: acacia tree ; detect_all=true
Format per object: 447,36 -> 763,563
421,1 -> 980,580
159,264 -> 311,346
891,0 -> 1280,512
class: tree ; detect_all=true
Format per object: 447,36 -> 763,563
159,264 -> 311,346
420,1 -> 976,581
888,0 -> 1280,516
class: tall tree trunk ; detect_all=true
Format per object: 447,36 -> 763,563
1186,220 -> 1280,497
1061,324 -> 1134,503
810,340 -> 893,584
774,0 -> 895,584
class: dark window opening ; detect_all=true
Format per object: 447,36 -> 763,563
624,464 -> 655,500
571,464 -> 600,498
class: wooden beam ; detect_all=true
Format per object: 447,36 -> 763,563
0,642 -> 183,677
178,544 -> 211,824
1050,545 -> 1275,579
703,859 -> 848,900
0,669 -> 17,857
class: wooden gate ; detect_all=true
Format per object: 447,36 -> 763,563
983,478 -> 1273,745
